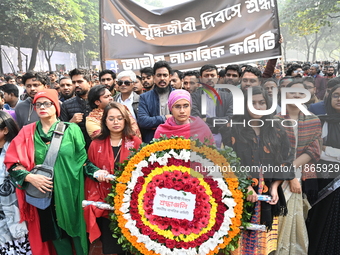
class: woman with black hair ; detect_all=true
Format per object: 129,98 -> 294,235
307,84 -> 340,255
0,111 -> 32,254
275,79 -> 322,254
85,102 -> 142,254
221,86 -> 294,255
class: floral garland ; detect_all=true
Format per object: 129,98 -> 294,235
108,137 -> 249,255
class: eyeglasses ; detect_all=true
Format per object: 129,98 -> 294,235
107,117 -> 125,122
332,94 -> 340,100
172,104 -> 190,110
306,86 -> 315,90
117,80 -> 133,86
34,102 -> 54,108
26,83 -> 43,88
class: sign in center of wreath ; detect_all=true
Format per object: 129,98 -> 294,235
105,137 -> 248,255
153,187 -> 196,221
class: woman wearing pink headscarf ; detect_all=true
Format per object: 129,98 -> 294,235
154,90 -> 214,145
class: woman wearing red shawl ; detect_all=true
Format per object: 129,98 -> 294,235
4,89 -> 104,255
154,89 -> 214,145
85,102 -> 141,254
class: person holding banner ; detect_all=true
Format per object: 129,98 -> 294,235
85,102 -> 141,255
220,86 -> 294,255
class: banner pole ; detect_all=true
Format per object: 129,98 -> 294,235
99,0 -> 104,71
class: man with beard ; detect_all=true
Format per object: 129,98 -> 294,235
15,71 -> 47,128
326,66 -> 336,80
140,67 -> 154,92
138,61 -> 174,143
60,68 -> 93,149
191,64 -> 233,148
309,64 -> 327,100
59,77 -> 75,101
225,64 -> 241,85
99,69 -> 116,91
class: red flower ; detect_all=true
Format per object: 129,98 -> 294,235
142,226 -> 152,236
137,176 -> 145,185
158,236 -> 166,244
173,182 -> 184,191
173,170 -> 182,179
134,184 -> 143,193
149,231 -> 158,240
141,167 -> 151,176
165,239 -> 176,249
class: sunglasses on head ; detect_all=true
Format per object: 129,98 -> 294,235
117,80 -> 133,86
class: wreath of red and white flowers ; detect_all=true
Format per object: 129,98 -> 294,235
109,137 -> 245,255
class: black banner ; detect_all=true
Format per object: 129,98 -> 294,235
101,0 -> 281,72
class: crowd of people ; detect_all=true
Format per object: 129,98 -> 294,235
0,58 -> 339,255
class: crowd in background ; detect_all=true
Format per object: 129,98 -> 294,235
0,57 -> 340,255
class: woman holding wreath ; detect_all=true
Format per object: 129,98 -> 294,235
84,102 -> 142,254
4,89 -> 105,255
220,86 -> 294,255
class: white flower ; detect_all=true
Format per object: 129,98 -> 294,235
124,219 -> 136,229
136,160 -> 148,168
122,194 -> 131,203
179,149 -> 191,162
123,213 -> 132,221
148,153 -> 158,164
120,202 -> 130,214
168,149 -> 178,157
223,198 -> 236,208
157,156 -> 168,166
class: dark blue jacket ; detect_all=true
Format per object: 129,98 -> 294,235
308,101 -> 326,115
138,88 -> 173,143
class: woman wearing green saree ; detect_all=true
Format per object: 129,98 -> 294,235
4,89 -> 101,255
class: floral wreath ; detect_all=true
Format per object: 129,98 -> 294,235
108,137 -> 250,255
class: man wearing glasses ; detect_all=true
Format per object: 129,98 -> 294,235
15,71 -> 47,128
113,70 -> 139,120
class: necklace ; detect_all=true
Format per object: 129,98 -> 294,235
112,138 -> 122,163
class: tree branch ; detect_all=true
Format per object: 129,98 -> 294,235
328,14 -> 340,19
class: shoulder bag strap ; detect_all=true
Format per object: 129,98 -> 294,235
42,121 -> 66,167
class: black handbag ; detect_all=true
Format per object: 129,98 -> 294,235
25,122 -> 66,210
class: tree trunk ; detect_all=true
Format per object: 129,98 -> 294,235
303,36 -> 310,62
312,32 -> 323,62
0,44 -> 3,74
17,45 -> 23,72
28,32 -> 43,71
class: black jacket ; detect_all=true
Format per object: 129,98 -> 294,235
191,89 -> 233,134
60,95 -> 92,150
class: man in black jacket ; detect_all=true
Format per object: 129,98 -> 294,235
60,68 -> 93,150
